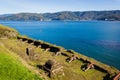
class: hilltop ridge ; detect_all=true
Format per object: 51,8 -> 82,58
0,10 -> 120,21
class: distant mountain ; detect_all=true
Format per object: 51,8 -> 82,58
0,10 -> 120,21
0,14 -> 12,18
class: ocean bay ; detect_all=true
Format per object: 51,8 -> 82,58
0,21 -> 120,70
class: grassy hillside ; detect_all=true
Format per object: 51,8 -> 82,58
0,47 -> 41,80
0,38 -> 107,80
0,25 -> 42,80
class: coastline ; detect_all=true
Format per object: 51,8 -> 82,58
0,24 -> 119,80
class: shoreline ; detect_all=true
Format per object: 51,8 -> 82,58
0,24 -> 120,80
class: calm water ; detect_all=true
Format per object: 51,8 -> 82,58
0,21 -> 120,70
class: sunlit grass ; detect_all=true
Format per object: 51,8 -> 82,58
0,50 -> 42,80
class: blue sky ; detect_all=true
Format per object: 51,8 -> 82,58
0,0 -> 120,14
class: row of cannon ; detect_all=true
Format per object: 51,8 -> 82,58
17,36 -> 63,54
17,36 -> 120,80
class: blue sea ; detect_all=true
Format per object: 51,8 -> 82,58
0,21 -> 120,70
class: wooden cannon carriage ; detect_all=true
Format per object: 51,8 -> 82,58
113,72 -> 120,80
43,59 -> 64,78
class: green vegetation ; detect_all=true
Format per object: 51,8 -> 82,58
0,49 -> 41,80
0,25 -> 42,80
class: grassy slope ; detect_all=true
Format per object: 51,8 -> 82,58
0,50 -> 39,80
0,25 -> 42,80
0,38 -> 106,80
0,45 -> 42,80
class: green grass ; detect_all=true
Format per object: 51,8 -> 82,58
0,49 -> 42,80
